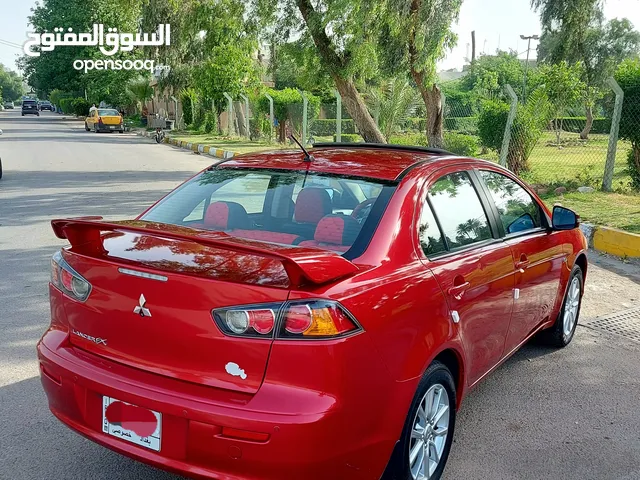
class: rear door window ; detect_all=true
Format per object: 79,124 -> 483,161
427,171 -> 492,250
479,170 -> 542,234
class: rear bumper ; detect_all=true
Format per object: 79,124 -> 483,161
96,123 -> 122,132
37,328 -> 396,480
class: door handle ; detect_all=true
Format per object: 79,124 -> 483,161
515,255 -> 529,273
448,281 -> 470,299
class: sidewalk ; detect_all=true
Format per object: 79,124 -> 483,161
135,129 -> 237,159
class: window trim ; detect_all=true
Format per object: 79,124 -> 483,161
473,168 -> 550,238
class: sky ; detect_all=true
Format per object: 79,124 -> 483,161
1,0 -> 639,74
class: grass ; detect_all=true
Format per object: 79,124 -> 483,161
540,191 -> 640,234
169,134 -> 293,155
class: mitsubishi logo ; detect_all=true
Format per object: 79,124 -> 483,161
133,294 -> 152,317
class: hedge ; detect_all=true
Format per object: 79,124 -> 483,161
552,117 -> 611,135
443,132 -> 480,157
310,118 -> 356,135
444,116 -> 478,134
333,133 -> 361,142
403,117 -> 427,132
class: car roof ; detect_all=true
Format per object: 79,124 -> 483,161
218,143 -> 480,181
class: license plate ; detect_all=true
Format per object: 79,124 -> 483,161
110,125 -> 116,129
102,396 -> 161,451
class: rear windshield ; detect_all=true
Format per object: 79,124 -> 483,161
141,168 -> 396,256
98,109 -> 120,116
23,101 -> 36,105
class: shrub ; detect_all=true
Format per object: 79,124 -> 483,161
333,133 -> 361,142
443,116 -> 479,134
204,112 -> 217,134
59,98 -> 73,114
181,90 -> 194,126
443,132 -> 480,157
388,133 -> 428,146
403,117 -> 426,132
71,98 -> 90,117
615,59 -> 640,190
309,118 -> 356,136
627,149 -> 640,190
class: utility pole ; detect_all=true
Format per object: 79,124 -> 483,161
471,31 -> 476,63
520,34 -> 539,102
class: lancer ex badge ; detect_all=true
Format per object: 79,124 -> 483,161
133,294 -> 152,317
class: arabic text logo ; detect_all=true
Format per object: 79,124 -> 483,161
23,23 -> 171,57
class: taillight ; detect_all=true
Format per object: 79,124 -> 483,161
50,251 -> 92,302
212,300 -> 361,340
98,116 -> 103,124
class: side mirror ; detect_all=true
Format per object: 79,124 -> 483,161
552,206 -> 579,230
0,129 -> 3,135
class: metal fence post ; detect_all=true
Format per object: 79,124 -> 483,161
264,93 -> 274,142
602,77 -> 624,191
223,92 -> 233,136
301,91 -> 308,145
499,85 -> 519,168
170,95 -> 180,129
334,89 -> 342,142
240,94 -> 250,139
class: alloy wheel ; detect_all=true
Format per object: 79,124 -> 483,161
409,384 -> 450,479
563,276 -> 581,338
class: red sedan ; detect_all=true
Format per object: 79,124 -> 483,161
38,144 -> 587,480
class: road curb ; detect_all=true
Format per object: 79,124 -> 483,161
580,223 -> 640,258
135,130 -> 236,159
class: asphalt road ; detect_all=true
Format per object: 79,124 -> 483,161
1,110 -> 639,480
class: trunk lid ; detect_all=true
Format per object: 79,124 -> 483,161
53,219 -> 359,393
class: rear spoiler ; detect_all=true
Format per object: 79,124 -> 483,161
51,217 -> 360,288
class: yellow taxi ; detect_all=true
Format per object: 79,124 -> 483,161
85,108 -> 124,133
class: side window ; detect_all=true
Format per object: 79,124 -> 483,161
418,201 -> 447,256
209,174 -> 271,214
428,171 -> 492,249
479,170 -> 542,234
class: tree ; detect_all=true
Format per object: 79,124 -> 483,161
460,51 -> 526,99
254,0 -> 386,143
539,61 -> 585,144
256,88 -> 320,142
0,65 -> 25,101
615,59 -> 640,190
126,77 -> 154,114
377,0 -> 463,147
534,0 -> 640,138
19,0 -> 142,100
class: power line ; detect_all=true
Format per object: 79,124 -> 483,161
0,38 -> 23,49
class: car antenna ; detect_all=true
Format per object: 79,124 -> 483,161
289,134 -> 314,162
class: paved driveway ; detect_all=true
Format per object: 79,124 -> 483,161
0,110 -> 638,479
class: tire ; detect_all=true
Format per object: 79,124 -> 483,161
85,122 -> 90,132
385,361 -> 456,480
540,265 -> 583,348
0,158 -> 3,180
94,124 -> 98,133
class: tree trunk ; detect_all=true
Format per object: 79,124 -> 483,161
296,0 -> 385,143
333,77 -> 386,143
234,101 -> 248,137
580,103 -> 593,140
413,71 -> 444,148
278,120 -> 287,143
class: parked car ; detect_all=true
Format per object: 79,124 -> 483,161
21,99 -> 39,116
85,108 -> 124,133
38,144 -> 587,480
39,100 -> 53,111
3,101 -> 14,109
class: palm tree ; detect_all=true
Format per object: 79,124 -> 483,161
126,77 -> 154,114
365,78 -> 420,141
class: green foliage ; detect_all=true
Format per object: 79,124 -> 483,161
58,98 -> 73,114
404,117 -> 427,132
19,0 -> 142,98
539,61 -> 585,142
126,77 -> 154,114
0,65 -> 25,101
443,132 -> 480,157
478,101 -> 509,152
334,134 -> 361,142
309,119 -> 356,136
554,117 -> 611,134
388,133 -> 428,146
443,117 -> 479,135
181,89 -> 196,126
477,89 -> 551,173
48,89 -> 64,108
365,78 -> 420,141
256,88 -> 320,141
71,98 -> 91,116
204,112 -> 217,134
461,51 -> 525,97
615,59 -> 640,189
